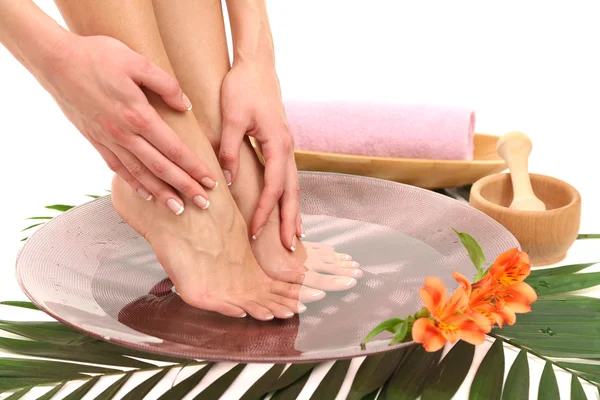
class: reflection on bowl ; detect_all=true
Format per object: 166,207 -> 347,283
469,173 -> 581,266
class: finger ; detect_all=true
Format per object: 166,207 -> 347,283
128,137 -> 212,209
130,57 -> 192,112
250,138 -> 287,239
110,145 -> 187,215
279,159 -> 301,251
93,142 -> 153,201
127,106 -> 217,189
219,111 -> 248,185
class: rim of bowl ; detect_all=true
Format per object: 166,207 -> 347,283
470,173 -> 581,216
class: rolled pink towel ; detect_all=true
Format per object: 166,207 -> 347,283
285,101 -> 476,161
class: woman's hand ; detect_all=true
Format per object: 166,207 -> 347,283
220,60 -> 302,249
40,35 -> 217,214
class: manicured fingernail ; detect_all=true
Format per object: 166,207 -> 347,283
137,187 -> 153,201
182,93 -> 192,111
223,170 -> 232,186
290,236 -> 296,252
167,198 -> 184,215
193,195 -> 210,210
238,312 -> 247,318
336,277 -> 357,287
200,177 -> 217,189
353,269 -> 364,278
298,304 -> 307,313
252,226 -> 264,240
264,314 -> 275,320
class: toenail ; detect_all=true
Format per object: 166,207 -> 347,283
298,304 -> 307,313
252,225 -> 264,240
300,233 -> 306,239
353,269 -> 364,278
290,235 -> 296,252
310,289 -> 325,297
336,277 -> 357,287
167,198 -> 184,215
193,195 -> 210,210
264,314 -> 275,320
238,312 -> 247,318
284,311 -> 294,317
337,253 -> 352,261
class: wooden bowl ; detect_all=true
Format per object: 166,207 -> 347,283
469,173 -> 581,266
290,134 -> 507,189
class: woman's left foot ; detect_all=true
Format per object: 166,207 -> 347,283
227,140 -> 363,292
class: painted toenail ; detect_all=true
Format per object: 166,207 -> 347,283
298,304 -> 307,313
252,226 -> 264,240
310,289 -> 325,297
300,233 -> 306,239
337,253 -> 352,261
167,198 -> 184,215
238,312 -> 247,318
264,314 -> 275,320
336,277 -> 357,287
353,269 -> 364,278
193,195 -> 210,209
200,177 -> 217,189
290,236 -> 296,252
285,311 -> 295,317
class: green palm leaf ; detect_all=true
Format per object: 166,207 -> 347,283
3,198 -> 600,399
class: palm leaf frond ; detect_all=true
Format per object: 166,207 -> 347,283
3,197 -> 600,398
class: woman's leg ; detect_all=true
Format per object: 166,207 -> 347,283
54,0 -> 317,319
151,1 -> 362,291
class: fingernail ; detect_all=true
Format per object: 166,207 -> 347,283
137,187 -> 153,201
167,198 -> 184,215
298,304 -> 307,313
290,236 -> 296,252
353,269 -> 364,278
238,312 -> 247,318
264,314 -> 275,321
223,170 -> 232,186
182,93 -> 192,111
335,277 -> 357,287
200,177 -> 217,189
193,195 -> 210,210
252,225 -> 264,240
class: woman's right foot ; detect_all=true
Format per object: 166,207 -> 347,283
111,175 -> 323,320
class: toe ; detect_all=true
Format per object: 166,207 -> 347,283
236,301 -> 275,321
303,271 -> 358,292
335,252 -> 353,261
262,300 -> 296,319
176,290 -> 246,318
269,281 -> 325,303
268,294 -> 307,314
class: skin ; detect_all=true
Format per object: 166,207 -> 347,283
1,0 -> 363,318
0,0 -> 218,215
151,0 -> 364,291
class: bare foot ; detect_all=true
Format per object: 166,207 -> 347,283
111,175 -> 324,320
228,140 -> 363,292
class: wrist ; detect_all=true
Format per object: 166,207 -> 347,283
29,29 -> 77,79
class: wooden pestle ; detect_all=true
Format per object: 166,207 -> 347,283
496,132 -> 547,211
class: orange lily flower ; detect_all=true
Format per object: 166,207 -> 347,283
412,276 -> 491,352
454,270 -> 517,328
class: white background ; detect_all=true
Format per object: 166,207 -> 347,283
0,1 -> 599,399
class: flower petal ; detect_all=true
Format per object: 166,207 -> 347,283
440,288 -> 469,320
453,270 -> 472,293
420,276 -> 447,313
412,317 -> 447,352
456,321 -> 487,346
